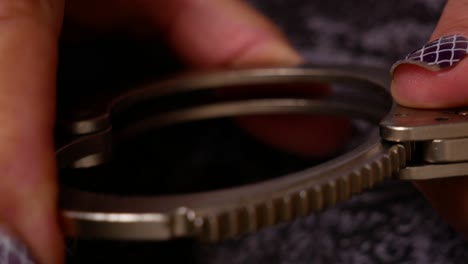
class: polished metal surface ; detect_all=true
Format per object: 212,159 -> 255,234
423,138 -> 468,163
399,163 -> 468,180
57,65 -> 468,241
380,105 -> 468,141
381,100 -> 468,181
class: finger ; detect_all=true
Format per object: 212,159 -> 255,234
65,0 -> 351,157
65,0 -> 302,67
140,0 -> 302,68
219,83 -> 352,157
0,1 -> 63,263
391,0 -> 468,108
146,0 -> 351,156
391,0 -> 468,236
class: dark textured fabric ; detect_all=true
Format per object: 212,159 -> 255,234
249,0 -> 444,67
199,1 -> 468,263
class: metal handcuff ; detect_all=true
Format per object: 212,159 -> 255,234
57,65 -> 468,241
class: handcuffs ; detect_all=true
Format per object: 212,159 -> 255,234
57,65 -> 468,241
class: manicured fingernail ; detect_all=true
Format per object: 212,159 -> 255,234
0,227 -> 36,264
391,35 -> 468,74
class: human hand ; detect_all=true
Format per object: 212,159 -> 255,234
1,1 -> 353,263
391,0 -> 468,237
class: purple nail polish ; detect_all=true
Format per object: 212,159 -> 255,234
0,227 -> 35,264
391,35 -> 468,74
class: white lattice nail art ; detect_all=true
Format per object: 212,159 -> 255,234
0,227 -> 35,264
391,35 -> 468,74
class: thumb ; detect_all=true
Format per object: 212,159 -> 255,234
391,0 -> 468,237
391,0 -> 468,108
0,1 -> 64,263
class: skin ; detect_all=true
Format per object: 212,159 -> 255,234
392,0 -> 468,240
1,0 -> 466,263
1,1 -> 348,263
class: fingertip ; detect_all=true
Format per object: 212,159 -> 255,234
145,0 -> 303,68
227,37 -> 303,68
391,64 -> 439,108
391,60 -> 468,108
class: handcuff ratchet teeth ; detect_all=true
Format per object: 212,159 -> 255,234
56,65 -> 468,241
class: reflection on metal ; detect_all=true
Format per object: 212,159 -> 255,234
56,65 -> 468,241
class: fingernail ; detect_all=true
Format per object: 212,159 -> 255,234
391,35 -> 468,74
0,227 -> 36,264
